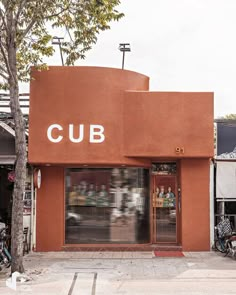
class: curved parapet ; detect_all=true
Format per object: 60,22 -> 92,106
29,66 -> 149,165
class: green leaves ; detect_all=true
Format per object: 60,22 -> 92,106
0,0 -> 124,86
223,114 -> 236,119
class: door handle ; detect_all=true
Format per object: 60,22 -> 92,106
178,188 -> 181,212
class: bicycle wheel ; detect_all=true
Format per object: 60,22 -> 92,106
214,239 -> 226,253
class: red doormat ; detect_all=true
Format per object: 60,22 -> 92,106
154,251 -> 184,257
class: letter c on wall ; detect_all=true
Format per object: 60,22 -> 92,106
47,124 -> 63,143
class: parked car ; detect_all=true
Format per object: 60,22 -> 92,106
66,211 -> 82,226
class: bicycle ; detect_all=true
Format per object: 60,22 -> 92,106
212,217 -> 236,259
0,227 -> 11,270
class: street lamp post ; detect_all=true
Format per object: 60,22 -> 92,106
119,43 -> 131,69
52,36 -> 64,66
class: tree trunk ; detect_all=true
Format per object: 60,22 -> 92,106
7,14 -> 26,274
9,80 -> 26,274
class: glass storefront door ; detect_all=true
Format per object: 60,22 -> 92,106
152,163 -> 178,243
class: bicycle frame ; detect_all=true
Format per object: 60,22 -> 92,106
0,227 -> 11,269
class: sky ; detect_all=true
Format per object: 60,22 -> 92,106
25,0 -> 236,118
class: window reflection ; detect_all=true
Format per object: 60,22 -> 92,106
152,163 -> 176,175
65,168 -> 150,244
153,175 -> 177,243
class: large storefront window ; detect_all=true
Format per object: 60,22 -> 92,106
65,168 -> 150,244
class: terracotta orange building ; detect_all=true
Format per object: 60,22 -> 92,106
28,66 -> 214,251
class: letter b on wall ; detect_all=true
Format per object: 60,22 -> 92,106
89,125 -> 105,143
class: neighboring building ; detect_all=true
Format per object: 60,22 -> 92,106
215,119 -> 236,228
28,67 -> 214,251
0,116 -> 32,245
0,121 -> 16,224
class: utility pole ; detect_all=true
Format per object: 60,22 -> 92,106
119,43 -> 131,69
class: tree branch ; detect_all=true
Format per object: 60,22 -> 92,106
46,1 -> 72,19
18,0 -> 72,40
0,70 -> 9,80
0,36 -> 16,83
15,0 -> 28,24
0,64 -> 7,74
20,18 -> 37,40
18,0 -> 41,40
21,3 -> 70,40
0,7 -> 8,33
66,27 -> 73,42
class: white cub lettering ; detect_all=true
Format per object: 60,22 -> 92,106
47,124 -> 105,143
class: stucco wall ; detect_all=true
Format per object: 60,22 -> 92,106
29,67 -> 149,166
124,91 -> 214,158
36,166 -> 64,251
29,67 -> 213,165
181,158 -> 210,251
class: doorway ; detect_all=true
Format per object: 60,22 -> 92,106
152,163 -> 179,244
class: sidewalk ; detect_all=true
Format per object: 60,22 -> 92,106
0,251 -> 236,294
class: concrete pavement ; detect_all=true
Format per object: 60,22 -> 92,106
0,251 -> 236,294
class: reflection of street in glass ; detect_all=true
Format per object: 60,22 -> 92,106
97,184 -> 109,207
66,211 -> 82,226
156,216 -> 176,242
86,183 -> 96,206
169,209 -> 176,224
65,167 -> 150,244
110,208 -> 128,224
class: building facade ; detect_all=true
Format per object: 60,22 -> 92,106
28,67 -> 214,251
